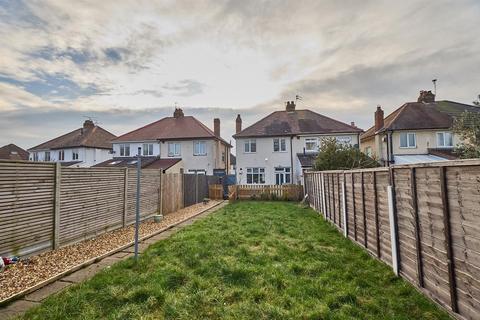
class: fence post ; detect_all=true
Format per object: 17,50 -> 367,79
387,184 -> 399,276
373,171 -> 381,258
123,168 -> 128,227
195,173 -> 199,203
159,170 -> 163,216
352,173 -> 357,241
342,172 -> 348,237
439,166 -> 458,313
321,173 -> 326,219
337,173 -> 341,228
411,168 -> 424,288
180,169 -> 185,208
361,172 -> 367,248
53,162 -> 61,249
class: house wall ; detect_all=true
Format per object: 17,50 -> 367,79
29,148 -> 112,167
236,133 -> 359,185
112,139 -> 229,175
391,129 -> 459,155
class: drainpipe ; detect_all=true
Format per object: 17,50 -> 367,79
290,136 -> 294,184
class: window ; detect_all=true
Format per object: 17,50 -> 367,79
168,142 -> 181,157
193,141 -> 207,155
437,132 -> 453,148
222,152 -> 225,162
244,139 -> 256,153
44,151 -> 51,162
400,132 -> 416,148
142,143 -> 154,156
119,144 -> 130,156
273,138 -> 287,152
305,138 -> 318,152
188,169 -> 206,175
246,167 -> 265,184
58,150 -> 65,161
275,167 -> 291,185
336,136 -> 352,145
72,149 -> 79,160
32,152 -> 38,161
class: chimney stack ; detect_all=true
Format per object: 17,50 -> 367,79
214,118 -> 220,137
350,121 -> 356,127
374,105 -> 384,131
83,119 -> 95,130
173,108 -> 184,118
235,114 -> 242,134
417,90 -> 435,103
286,100 -> 296,112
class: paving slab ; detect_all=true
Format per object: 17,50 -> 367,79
110,251 -> 131,259
61,263 -> 104,283
24,281 -> 71,302
96,256 -> 122,268
3,299 -> 40,319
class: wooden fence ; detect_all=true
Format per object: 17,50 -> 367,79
229,184 -> 303,201
304,160 -> 480,320
0,160 -> 204,257
183,174 -> 221,206
208,184 -> 223,200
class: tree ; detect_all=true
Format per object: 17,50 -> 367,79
314,138 -> 380,171
453,111 -> 480,159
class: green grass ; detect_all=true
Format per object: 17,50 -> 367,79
21,202 -> 450,319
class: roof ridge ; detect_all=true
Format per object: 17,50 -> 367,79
113,116 -> 170,141
29,127 -> 82,150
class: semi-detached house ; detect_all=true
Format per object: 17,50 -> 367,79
97,108 -> 231,175
233,101 -> 363,185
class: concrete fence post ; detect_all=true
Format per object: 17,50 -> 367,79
159,170 -> 164,216
123,168 -> 128,227
321,173 -> 327,219
53,162 -> 61,249
342,174 -> 348,238
387,185 -> 399,275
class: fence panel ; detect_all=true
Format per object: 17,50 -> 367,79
304,159 -> 480,320
0,161 -> 55,257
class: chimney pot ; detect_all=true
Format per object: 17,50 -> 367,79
173,108 -> 184,118
235,114 -> 242,134
351,121 -> 356,127
286,100 -> 296,112
83,120 -> 95,130
374,105 -> 384,131
417,90 -> 435,103
214,118 -> 220,137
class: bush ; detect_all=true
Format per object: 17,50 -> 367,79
314,139 -> 380,171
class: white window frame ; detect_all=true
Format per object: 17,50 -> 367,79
274,167 -> 291,185
188,169 -> 206,175
142,143 -> 154,156
246,167 -> 265,184
305,138 -> 318,152
168,142 -> 181,157
244,139 -> 256,153
193,141 -> 207,156
399,132 -> 416,148
436,132 -> 453,148
119,144 -> 130,157
72,149 -> 79,160
32,152 -> 38,161
273,138 -> 287,152
44,151 -> 51,162
58,150 -> 65,161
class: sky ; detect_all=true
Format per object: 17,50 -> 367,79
1,0 -> 479,150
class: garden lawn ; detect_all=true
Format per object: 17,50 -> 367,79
21,201 -> 451,320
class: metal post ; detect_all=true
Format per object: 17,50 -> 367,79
134,147 -> 141,262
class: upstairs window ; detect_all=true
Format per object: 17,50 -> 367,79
120,144 -> 130,157
193,141 -> 207,155
58,150 -> 65,161
273,138 -> 286,152
437,132 -> 453,148
44,151 -> 51,162
244,139 -> 256,153
142,143 -> 154,156
72,149 -> 79,160
305,138 -> 318,152
168,142 -> 181,157
32,152 -> 38,161
400,132 -> 416,148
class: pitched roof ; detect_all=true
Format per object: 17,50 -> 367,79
113,115 -> 230,145
0,144 -> 29,160
233,109 -> 362,138
29,121 -> 116,151
360,100 -> 480,141
93,156 -> 181,170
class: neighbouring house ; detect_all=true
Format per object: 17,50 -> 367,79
0,144 -> 29,160
233,101 -> 363,185
28,120 -> 117,167
99,108 -> 231,174
230,153 -> 236,174
360,90 -> 480,165
94,157 -> 183,173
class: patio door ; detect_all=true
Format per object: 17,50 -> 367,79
275,167 -> 291,185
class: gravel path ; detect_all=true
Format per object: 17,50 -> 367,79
0,201 -> 222,302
